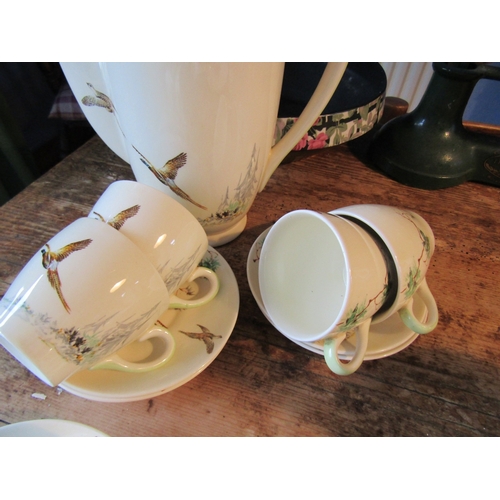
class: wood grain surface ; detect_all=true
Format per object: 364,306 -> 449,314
0,135 -> 499,436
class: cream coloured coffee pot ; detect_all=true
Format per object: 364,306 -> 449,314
61,63 -> 347,246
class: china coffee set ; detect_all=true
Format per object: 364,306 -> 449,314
0,63 -> 439,403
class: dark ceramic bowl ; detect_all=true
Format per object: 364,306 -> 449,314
274,62 -> 387,158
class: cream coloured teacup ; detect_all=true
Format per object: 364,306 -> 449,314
331,204 -> 438,334
0,218 -> 176,387
259,210 -> 389,376
61,62 -> 347,246
88,180 -> 219,309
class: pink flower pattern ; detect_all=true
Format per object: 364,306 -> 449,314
308,131 -> 329,150
293,134 -> 309,151
276,93 -> 385,151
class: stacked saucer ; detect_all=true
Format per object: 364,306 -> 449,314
247,226 -> 428,364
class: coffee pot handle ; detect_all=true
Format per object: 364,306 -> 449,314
258,62 -> 348,192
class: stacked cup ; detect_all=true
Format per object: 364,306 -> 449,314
257,205 -> 438,376
0,181 -> 219,387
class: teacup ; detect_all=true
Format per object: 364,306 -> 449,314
61,62 -> 347,246
259,210 -> 389,376
330,204 -> 438,333
88,180 -> 219,308
0,218 -> 175,387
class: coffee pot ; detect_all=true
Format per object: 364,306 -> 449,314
61,63 -> 347,245
369,62 -> 500,189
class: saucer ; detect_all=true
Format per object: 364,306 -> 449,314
60,247 -> 239,402
0,419 -> 108,437
247,227 -> 424,360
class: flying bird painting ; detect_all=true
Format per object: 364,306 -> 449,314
41,239 -> 93,313
179,324 -> 222,354
132,146 -> 207,210
92,204 -> 140,230
81,83 -> 114,113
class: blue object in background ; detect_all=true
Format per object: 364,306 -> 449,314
464,62 -> 500,125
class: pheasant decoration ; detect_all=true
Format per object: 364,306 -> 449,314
41,239 -> 93,313
92,204 -> 140,230
81,83 -> 114,113
179,324 -> 222,354
132,146 -> 207,210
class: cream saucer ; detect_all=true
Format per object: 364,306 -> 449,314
60,247 -> 239,402
247,227 -> 425,361
0,419 -> 108,437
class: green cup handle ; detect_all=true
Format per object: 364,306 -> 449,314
398,278 -> 438,334
90,325 -> 175,373
169,266 -> 220,309
323,319 -> 371,376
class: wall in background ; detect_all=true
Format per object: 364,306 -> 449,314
381,62 -> 500,125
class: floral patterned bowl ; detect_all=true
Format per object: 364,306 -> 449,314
274,62 -> 386,155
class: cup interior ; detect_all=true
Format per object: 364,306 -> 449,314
259,212 -> 347,340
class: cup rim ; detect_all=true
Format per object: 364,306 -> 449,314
259,209 -> 386,342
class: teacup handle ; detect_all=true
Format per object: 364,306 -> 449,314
399,278 -> 439,334
90,325 -> 175,373
168,266 -> 220,309
323,319 -> 371,376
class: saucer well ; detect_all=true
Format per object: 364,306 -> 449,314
247,227 -> 425,361
60,247 -> 239,403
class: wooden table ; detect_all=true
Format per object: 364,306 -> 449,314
1,134 -> 499,437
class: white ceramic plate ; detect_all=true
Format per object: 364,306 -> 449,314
0,419 -> 108,437
60,247 -> 239,402
247,227 -> 425,360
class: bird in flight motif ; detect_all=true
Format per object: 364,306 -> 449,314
92,204 -> 140,230
41,239 -> 93,313
81,83 -> 114,113
132,146 -> 207,210
179,324 -> 222,354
